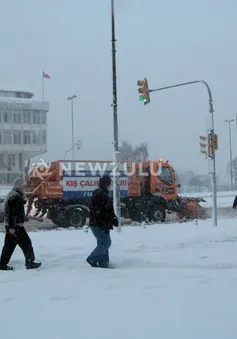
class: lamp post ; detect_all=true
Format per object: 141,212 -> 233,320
111,0 -> 121,232
224,119 -> 235,190
67,95 -> 77,160
64,140 -> 82,160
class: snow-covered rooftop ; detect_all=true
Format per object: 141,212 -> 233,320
0,90 -> 34,99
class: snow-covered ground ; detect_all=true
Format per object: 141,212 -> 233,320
201,196 -> 234,208
1,220 -> 237,339
180,190 -> 237,198
180,191 -> 236,208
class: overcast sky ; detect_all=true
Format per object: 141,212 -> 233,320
0,0 -> 236,178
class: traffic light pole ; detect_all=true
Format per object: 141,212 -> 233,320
111,0 -> 121,232
150,80 -> 218,226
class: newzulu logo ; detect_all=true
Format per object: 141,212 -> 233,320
30,159 -> 164,179
31,157 -> 51,180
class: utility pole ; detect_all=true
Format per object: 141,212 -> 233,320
111,0 -> 121,232
225,119 -> 235,190
145,80 -> 218,226
67,95 -> 77,160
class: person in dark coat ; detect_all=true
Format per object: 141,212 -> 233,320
86,174 -> 118,268
0,178 -> 41,271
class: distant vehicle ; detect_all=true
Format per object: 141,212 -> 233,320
0,185 -> 11,222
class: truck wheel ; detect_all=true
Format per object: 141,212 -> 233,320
69,209 -> 86,228
51,215 -> 68,228
147,205 -> 166,223
51,218 -> 66,228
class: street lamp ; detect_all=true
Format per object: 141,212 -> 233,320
224,119 -> 235,190
67,95 -> 77,160
111,0 -> 121,232
64,140 -> 82,160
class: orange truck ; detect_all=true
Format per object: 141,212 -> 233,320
26,158 -> 206,228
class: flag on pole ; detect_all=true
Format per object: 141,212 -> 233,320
42,71 -> 50,101
43,71 -> 51,79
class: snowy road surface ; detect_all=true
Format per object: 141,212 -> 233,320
0,220 -> 237,339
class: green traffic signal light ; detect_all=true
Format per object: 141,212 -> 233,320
139,95 -> 147,103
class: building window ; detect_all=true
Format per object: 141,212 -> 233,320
3,111 -> 12,123
23,111 -> 31,124
13,111 -> 21,123
13,130 -> 22,144
19,153 -> 23,172
23,130 -> 31,144
41,111 -> 47,124
3,130 -> 12,144
33,111 -> 36,124
0,153 -> 4,165
32,131 -> 36,144
33,111 -> 41,124
8,154 -> 16,167
42,130 -> 47,144
3,112 -> 9,123
36,112 -> 41,124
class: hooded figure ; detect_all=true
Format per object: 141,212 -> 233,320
0,177 -> 41,271
86,174 -> 118,268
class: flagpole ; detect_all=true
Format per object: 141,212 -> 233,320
42,71 -> 44,101
236,113 -> 237,144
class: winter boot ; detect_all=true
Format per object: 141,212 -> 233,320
26,262 -> 42,270
86,258 -> 100,267
0,265 -> 13,271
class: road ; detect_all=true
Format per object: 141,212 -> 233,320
180,190 -> 237,199
0,205 -> 235,233
0,219 -> 56,233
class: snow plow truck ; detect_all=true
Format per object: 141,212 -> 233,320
25,158 -> 207,228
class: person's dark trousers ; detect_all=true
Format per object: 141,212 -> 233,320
86,226 -> 112,268
0,226 -> 35,268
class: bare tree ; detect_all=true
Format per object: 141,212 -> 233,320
119,141 -> 149,162
189,175 -> 211,190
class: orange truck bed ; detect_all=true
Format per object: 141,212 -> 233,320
26,160 -> 131,199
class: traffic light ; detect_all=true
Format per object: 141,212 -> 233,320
199,135 -> 208,156
214,134 -> 218,151
137,78 -> 150,105
199,133 -> 218,158
207,133 -> 213,158
208,133 -> 219,158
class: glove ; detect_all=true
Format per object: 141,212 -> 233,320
113,215 -> 119,227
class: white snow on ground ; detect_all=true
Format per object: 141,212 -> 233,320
1,220 -> 237,339
201,196 -> 234,208
180,190 -> 237,198
180,191 -> 236,208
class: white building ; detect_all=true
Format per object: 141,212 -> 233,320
0,90 -> 49,183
